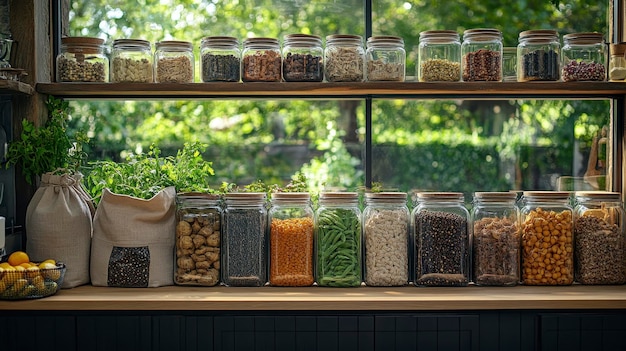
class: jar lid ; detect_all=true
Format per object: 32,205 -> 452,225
243,37 -> 279,47
419,30 -> 460,43
319,192 -> 359,201
364,192 -> 407,200
113,39 -> 151,49
474,192 -> 518,201
156,40 -> 193,50
283,34 -> 322,47
563,32 -> 604,44
574,191 -> 621,201
416,192 -> 464,201
61,36 -> 105,54
326,34 -> 363,44
523,191 -> 570,200
200,36 -> 239,48
271,192 -> 311,201
610,42 -> 626,56
463,28 -> 502,40
177,192 -> 220,204
367,35 -> 404,46
224,192 -> 267,203
519,29 -> 559,39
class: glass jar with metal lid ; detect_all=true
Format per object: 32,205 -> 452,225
56,36 -> 108,82
517,29 -> 560,82
324,34 -> 365,82
461,28 -> 503,81
110,39 -> 153,83
573,191 -> 626,285
609,43 -> 626,81
365,35 -> 405,81
282,34 -> 323,82
520,191 -> 574,286
200,36 -> 241,82
412,192 -> 470,287
561,32 -> 606,82
418,30 -> 461,82
154,40 -> 194,83
242,37 -> 282,82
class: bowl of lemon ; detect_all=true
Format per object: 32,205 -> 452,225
0,251 -> 66,300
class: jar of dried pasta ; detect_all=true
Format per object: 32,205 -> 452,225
111,39 -> 153,83
56,36 -> 108,82
324,34 -> 365,82
242,37 -> 282,82
154,40 -> 194,83
365,35 -> 405,81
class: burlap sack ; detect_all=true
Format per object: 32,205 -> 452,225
25,172 -> 94,288
90,187 -> 175,287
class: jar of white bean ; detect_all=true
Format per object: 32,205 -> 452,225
111,39 -> 153,83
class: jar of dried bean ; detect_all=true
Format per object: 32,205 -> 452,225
520,191 -> 574,286
282,34 -> 323,82
174,193 -> 222,287
517,29 -> 560,82
324,34 -> 365,82
222,192 -> 268,287
111,39 -> 153,83
418,30 -> 461,82
242,37 -> 282,82
362,192 -> 409,287
461,28 -> 503,82
573,191 -> 626,285
412,192 -> 470,287
268,192 -> 315,287
56,36 -> 108,82
315,192 -> 362,287
561,32 -> 606,82
154,40 -> 194,83
365,35 -> 405,82
609,43 -> 626,81
200,36 -> 241,82
471,192 -> 520,286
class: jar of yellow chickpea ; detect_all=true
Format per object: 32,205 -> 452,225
520,191 -> 574,286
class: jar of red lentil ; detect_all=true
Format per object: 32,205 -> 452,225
461,28 -> 503,81
268,192 -> 315,287
561,32 -> 606,82
242,37 -> 282,82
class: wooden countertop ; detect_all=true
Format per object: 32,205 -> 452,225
1,284 -> 625,311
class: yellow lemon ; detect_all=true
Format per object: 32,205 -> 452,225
41,264 -> 61,281
7,251 -> 30,267
0,262 -> 13,270
31,275 -> 46,291
41,259 -> 56,266
24,266 -> 40,280
38,262 -> 57,270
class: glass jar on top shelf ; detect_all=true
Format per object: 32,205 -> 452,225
461,28 -> 503,82
324,34 -> 365,82
282,34 -> 323,82
608,42 -> 626,81
365,35 -> 406,82
110,39 -> 153,83
517,29 -> 560,82
417,30 -> 461,82
242,37 -> 282,82
200,36 -> 241,82
56,36 -> 108,82
561,32 -> 606,82
154,40 -> 194,83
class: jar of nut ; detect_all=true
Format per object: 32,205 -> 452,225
573,191 -> 626,285
324,34 -> 365,82
282,34 -> 324,82
111,39 -> 153,83
471,192 -> 520,286
561,32 -> 606,82
175,193 -> 222,287
154,40 -> 194,83
268,192 -> 315,287
418,30 -> 461,82
200,36 -> 241,82
517,29 -> 560,82
461,28 -> 503,81
56,36 -> 108,82
520,191 -> 574,286
242,37 -> 282,82
363,192 -> 409,287
365,35 -> 406,81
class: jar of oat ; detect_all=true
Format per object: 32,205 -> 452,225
282,34 -> 323,82
520,191 -> 574,286
573,191 -> 626,285
268,192 -> 315,287
609,43 -> 626,81
517,29 -> 560,82
471,192 -> 520,286
110,39 -> 153,83
461,28 -> 503,81
174,193 -> 222,287
56,36 -> 108,82
242,37 -> 282,82
412,192 -> 470,287
324,34 -> 365,82
200,36 -> 241,82
561,32 -> 606,82
363,192 -> 409,287
154,40 -> 194,83
418,30 -> 461,82
365,35 -> 405,81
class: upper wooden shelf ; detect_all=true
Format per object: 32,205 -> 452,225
0,80 -> 34,96
36,81 -> 626,100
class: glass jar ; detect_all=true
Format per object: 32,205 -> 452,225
56,36 -> 108,82
502,47 -> 517,81
200,36 -> 241,82
412,192 -> 470,287
222,192 -> 267,287
315,192 -> 362,287
242,37 -> 282,82
174,193 -> 222,286
561,32 -> 606,82
461,28 -> 503,82
417,30 -> 461,82
268,192 -> 315,287
573,191 -> 626,285
520,191 -> 574,286
154,40 -> 194,83
282,34 -> 323,82
471,192 -> 520,286
608,42 -> 626,81
110,39 -> 153,83
362,192 -> 409,287
517,29 -> 560,82
365,35 -> 405,81
324,34 -> 365,82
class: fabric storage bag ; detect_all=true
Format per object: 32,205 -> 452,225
25,172 -> 95,288
90,187 -> 176,287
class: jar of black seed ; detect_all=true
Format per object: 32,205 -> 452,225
324,34 -> 365,82
200,36 -> 241,82
418,30 -> 461,82
461,28 -> 502,81
282,34 -> 323,82
412,192 -> 470,287
517,29 -> 560,82
365,35 -> 406,81
222,192 -> 267,287
242,37 -> 282,82
561,32 -> 606,82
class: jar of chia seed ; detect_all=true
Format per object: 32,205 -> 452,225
315,192 -> 362,287
517,29 -> 560,82
268,192 -> 315,287
365,35 -> 406,81
412,192 -> 470,287
200,36 -> 241,82
561,32 -> 606,82
110,39 -> 153,83
324,34 -> 365,82
242,37 -> 282,82
56,36 -> 108,82
461,28 -> 503,81
418,30 -> 461,82
154,40 -> 194,83
282,34 -> 323,82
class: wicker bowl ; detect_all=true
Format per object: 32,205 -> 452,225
0,263 -> 66,300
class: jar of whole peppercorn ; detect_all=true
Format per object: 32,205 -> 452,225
154,40 -> 194,83
56,36 -> 108,82
324,34 -> 365,82
200,36 -> 241,82
418,30 -> 461,82
573,191 -> 626,285
242,37 -> 282,82
561,32 -> 606,82
365,35 -> 406,81
461,28 -> 503,82
520,191 -> 574,286
268,192 -> 315,287
412,192 -> 470,287
609,43 -> 626,81
282,34 -> 323,82
110,39 -> 153,83
517,29 -> 560,82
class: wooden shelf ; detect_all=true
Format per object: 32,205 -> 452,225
1,284 -> 626,311
0,80 -> 34,96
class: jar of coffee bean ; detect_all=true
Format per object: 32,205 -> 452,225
242,37 -> 282,82
418,30 -> 461,82
200,36 -> 241,82
282,34 -> 323,82
561,32 -> 606,82
56,36 -> 108,82
517,29 -> 560,82
461,28 -> 503,82
324,34 -> 365,82
366,35 -> 406,81
111,39 -> 153,83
